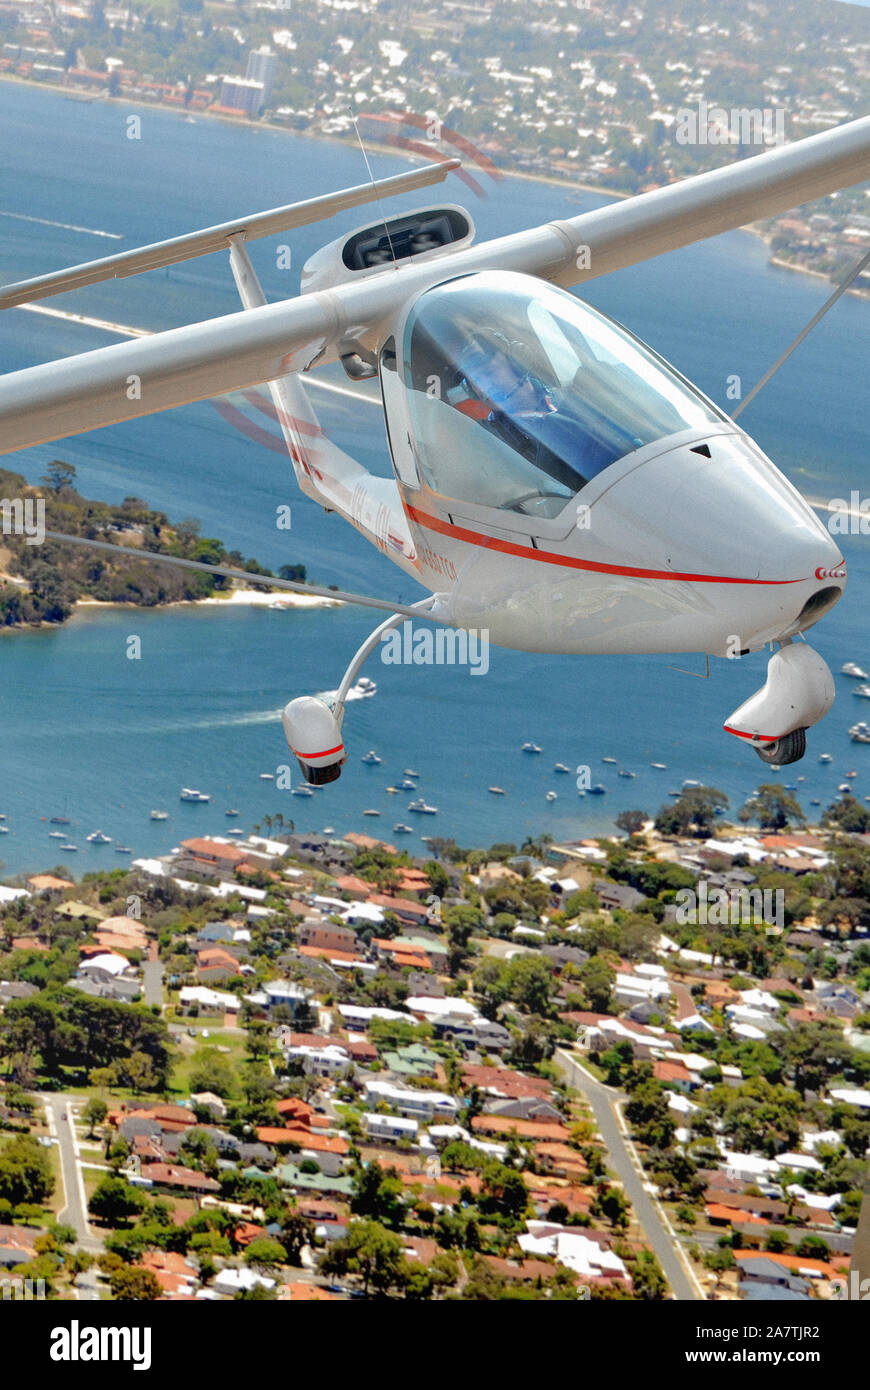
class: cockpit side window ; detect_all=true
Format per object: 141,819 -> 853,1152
380,336 -> 420,489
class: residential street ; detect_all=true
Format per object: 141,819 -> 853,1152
554,1049 -> 702,1302
39,1092 -> 102,1255
142,942 -> 164,1008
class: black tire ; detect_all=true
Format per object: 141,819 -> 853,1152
753,727 -> 806,766
296,757 -> 344,786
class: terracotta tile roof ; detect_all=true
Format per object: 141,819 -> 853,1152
737,1249 -> 848,1277
461,1065 -> 552,1100
276,1283 -> 338,1300
140,1250 -> 195,1277
256,1126 -> 348,1154
533,1141 -> 586,1165
145,1164 -> 220,1192
180,838 -> 247,863
471,1115 -> 570,1141
653,1060 -> 695,1085
276,1098 -> 315,1118
233,1222 -> 267,1246
705,1202 -> 767,1225
528,1181 -> 593,1211
391,951 -> 432,969
334,875 -> 373,896
27,874 -> 74,891
370,894 -> 430,917
298,945 -> 361,963
342,832 -> 397,853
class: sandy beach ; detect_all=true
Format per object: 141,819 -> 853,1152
75,587 -> 343,612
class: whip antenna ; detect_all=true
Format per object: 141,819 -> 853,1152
348,106 -> 400,270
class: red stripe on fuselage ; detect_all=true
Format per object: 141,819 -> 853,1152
404,505 -> 805,586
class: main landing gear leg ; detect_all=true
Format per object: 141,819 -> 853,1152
281,600 -> 438,785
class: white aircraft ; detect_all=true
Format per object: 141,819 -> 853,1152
1,118 -> 869,782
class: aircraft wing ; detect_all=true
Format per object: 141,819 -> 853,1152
0,114 -> 868,455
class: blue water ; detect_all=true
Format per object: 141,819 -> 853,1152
0,83 -> 868,875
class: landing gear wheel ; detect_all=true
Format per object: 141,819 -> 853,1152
753,727 -> 806,766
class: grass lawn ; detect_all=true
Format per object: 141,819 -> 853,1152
573,1056 -> 608,1083
168,1031 -> 248,1098
82,1168 -> 106,1205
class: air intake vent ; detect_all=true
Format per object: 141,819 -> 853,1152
342,209 -> 472,271
690,443 -> 711,458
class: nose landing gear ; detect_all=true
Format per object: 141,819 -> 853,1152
724,640 -> 834,766
751,727 -> 807,766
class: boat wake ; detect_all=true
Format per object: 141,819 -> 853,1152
0,210 -> 122,238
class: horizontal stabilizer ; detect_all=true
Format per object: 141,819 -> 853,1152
0,159 -> 460,309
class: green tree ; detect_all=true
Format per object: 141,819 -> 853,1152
632,1249 -> 668,1300
578,957 -> 616,1013
779,1021 -> 854,1098
739,784 -> 805,830
615,810 -> 647,837
655,786 -> 729,838
703,1248 -> 735,1289
351,1164 -> 405,1227
82,1097 -> 108,1136
322,1219 -> 404,1296
89,1176 -> 147,1224
189,1048 -> 237,1098
0,1135 -> 54,1206
109,1266 -> 161,1301
40,460 -> 77,494
243,1236 -> 286,1267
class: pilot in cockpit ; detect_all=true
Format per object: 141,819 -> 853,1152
453,330 -> 553,421
450,329 -> 567,469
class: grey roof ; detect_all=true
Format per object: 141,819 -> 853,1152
740,1282 -> 811,1301
593,880 -> 645,909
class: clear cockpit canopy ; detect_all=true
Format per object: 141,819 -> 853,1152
399,271 -> 726,519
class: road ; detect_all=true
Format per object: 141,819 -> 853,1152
142,943 -> 164,1008
554,1049 -> 702,1302
39,1092 -> 102,1254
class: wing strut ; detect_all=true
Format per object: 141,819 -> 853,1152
731,245 -> 870,421
41,530 -> 441,621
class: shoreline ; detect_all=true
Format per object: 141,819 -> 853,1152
75,588 -> 342,611
0,585 -> 343,633
0,71 -> 637,202
6,71 -> 867,303
0,811 -> 838,888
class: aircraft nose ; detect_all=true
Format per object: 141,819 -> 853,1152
592,432 -> 838,574
585,429 -> 844,649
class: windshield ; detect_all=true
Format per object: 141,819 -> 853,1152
402,272 -> 725,518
